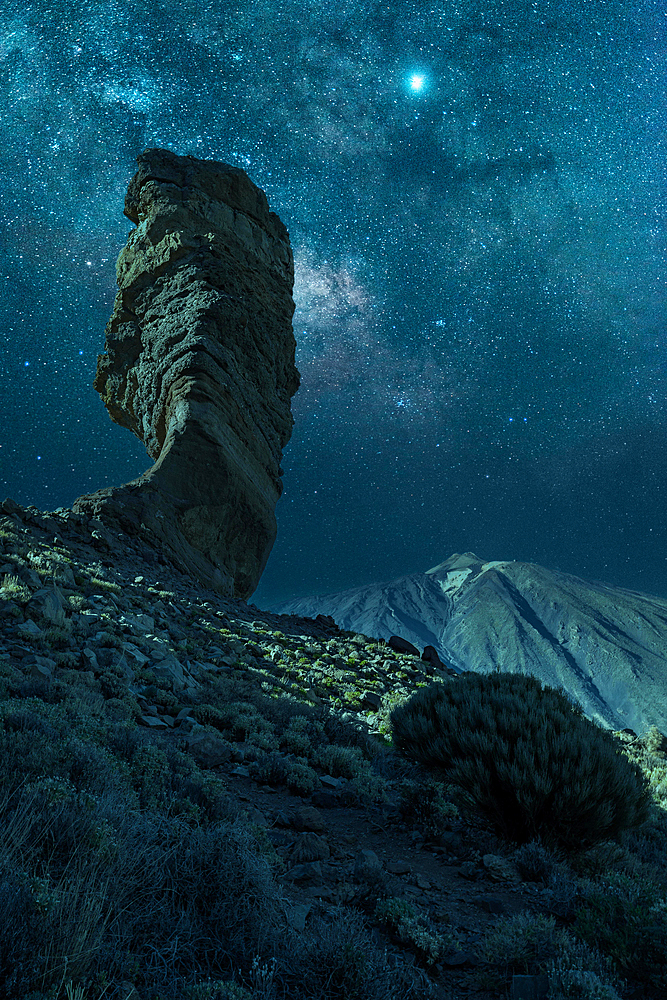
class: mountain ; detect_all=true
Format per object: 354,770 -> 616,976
270,552 -> 667,736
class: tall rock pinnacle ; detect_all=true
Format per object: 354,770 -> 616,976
71,148 -> 300,598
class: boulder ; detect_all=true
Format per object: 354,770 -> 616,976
70,148 -> 299,599
388,635 -> 420,656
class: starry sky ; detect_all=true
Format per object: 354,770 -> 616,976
0,1 -> 665,606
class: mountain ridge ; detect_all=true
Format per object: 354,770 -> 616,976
269,552 -> 667,736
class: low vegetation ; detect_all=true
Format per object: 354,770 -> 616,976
1,525 -> 667,999
389,673 -> 655,854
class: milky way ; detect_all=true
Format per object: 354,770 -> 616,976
0,0 -> 665,604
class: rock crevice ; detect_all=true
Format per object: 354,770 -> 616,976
70,147 -> 299,598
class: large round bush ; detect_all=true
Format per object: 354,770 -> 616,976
389,672 -> 653,854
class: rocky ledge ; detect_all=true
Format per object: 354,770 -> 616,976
69,148 -> 300,599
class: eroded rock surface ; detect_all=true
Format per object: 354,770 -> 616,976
70,147 -> 299,598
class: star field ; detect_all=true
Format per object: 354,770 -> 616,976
0,0 -> 665,604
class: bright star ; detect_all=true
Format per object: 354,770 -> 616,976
409,74 -> 425,92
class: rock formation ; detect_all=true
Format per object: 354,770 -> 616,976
271,552 -> 667,736
69,148 -> 299,599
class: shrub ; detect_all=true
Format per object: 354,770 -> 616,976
0,574 -> 31,603
398,778 -> 459,840
53,651 -> 80,669
471,910 -> 573,993
280,905 -> 433,999
511,838 -> 565,884
471,908 -> 624,998
186,981 -> 254,1000
569,869 -> 667,992
192,702 -> 274,743
313,744 -> 366,779
42,626 -> 72,649
643,724 -> 667,758
249,753 -> 289,787
191,703 -> 229,731
374,897 -> 461,966
285,761 -> 319,796
99,670 -> 129,701
389,673 -> 654,854
279,716 -> 313,756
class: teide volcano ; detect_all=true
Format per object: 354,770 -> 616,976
270,552 -> 667,737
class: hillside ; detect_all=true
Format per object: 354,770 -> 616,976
1,506 -> 667,999
272,552 -> 667,737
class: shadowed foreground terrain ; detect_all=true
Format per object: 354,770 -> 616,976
1,503 -> 667,1000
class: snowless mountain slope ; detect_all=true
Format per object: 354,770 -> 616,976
271,552 -> 667,736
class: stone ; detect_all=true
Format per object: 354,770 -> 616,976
441,949 -> 479,967
150,654 -> 191,691
1,498 -> 23,516
15,565 -> 42,589
182,732 -> 234,769
81,647 -> 100,670
361,691 -> 382,710
482,854 -> 521,883
243,805 -> 269,827
436,829 -> 463,853
29,658 -> 56,682
69,148 -> 299,599
138,715 -> 169,729
175,707 -> 197,724
387,635 -> 420,656
458,861 -> 480,881
315,614 -> 337,631
353,848 -> 383,884
386,861 -> 412,875
120,642 -> 150,669
16,619 -> 43,638
50,562 -> 77,589
290,806 -> 326,831
318,774 -> 342,790
284,861 -> 323,885
310,791 -> 338,809
284,902 -> 312,932
421,645 -> 446,670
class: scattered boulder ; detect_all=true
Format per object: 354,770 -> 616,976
284,861 -> 323,886
25,585 -> 68,626
388,635 -> 420,656
315,614 -> 338,631
180,732 -> 233,769
361,690 -> 382,710
421,644 -> 458,675
290,806 -> 327,831
353,847 -> 384,884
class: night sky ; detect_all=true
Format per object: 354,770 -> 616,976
0,1 -> 665,607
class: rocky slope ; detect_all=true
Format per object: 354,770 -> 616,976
271,551 -> 667,737
2,501 -> 667,1000
69,148 -> 300,599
